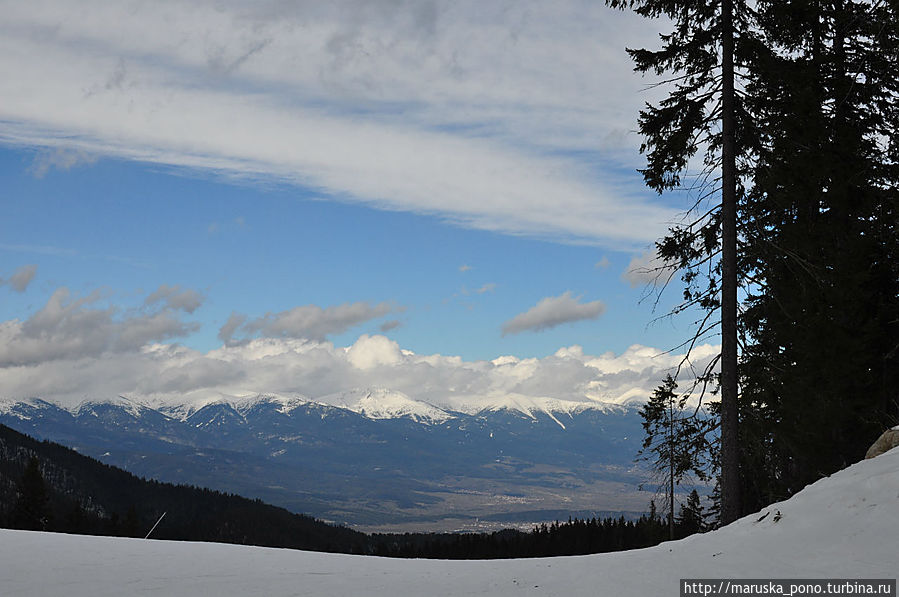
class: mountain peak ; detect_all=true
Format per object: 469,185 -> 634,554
234,393 -> 312,416
318,388 -> 453,424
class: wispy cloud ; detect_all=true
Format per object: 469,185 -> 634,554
621,249 -> 677,288
379,319 -> 402,333
455,282 -> 497,298
28,147 -> 98,178
2,264 -> 38,292
0,243 -> 77,257
144,284 -> 204,314
0,0 -> 672,248
502,291 -> 605,335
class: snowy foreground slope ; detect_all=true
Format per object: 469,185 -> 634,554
2,448 -> 897,597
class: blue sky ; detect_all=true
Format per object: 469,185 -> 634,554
2,146 -> 687,360
0,0 -> 713,408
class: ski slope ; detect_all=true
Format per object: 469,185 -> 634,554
2,447 -> 897,596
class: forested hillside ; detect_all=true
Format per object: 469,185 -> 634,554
0,423 -> 369,552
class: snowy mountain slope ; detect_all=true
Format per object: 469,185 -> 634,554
2,446 -> 897,597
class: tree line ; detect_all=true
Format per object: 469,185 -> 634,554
609,0 -> 898,526
370,492 -> 707,559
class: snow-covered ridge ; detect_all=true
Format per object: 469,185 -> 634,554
0,397 -> 56,419
235,393 -> 312,416
451,393 -> 626,426
2,444 -> 896,596
0,388 -> 633,427
74,395 -> 153,419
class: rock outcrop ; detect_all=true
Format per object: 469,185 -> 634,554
864,426 -> 899,459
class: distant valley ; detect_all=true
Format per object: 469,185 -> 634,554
0,392 -> 650,532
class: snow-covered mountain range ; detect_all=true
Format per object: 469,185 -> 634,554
1,387 -> 630,427
0,392 -> 648,531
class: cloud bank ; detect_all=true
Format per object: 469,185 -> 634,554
0,0 -> 674,248
0,331 -> 718,413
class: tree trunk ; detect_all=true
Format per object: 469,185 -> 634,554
669,397 -> 676,540
719,0 -> 741,526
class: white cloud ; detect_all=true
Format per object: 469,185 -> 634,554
459,265 -> 473,273
621,249 -> 677,288
3,264 -> 37,292
221,301 -> 394,343
595,256 -> 610,269
345,334 -> 403,370
0,0 -> 673,248
502,291 -> 605,335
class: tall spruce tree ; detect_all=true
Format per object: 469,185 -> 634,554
606,0 -> 752,524
738,0 -> 899,509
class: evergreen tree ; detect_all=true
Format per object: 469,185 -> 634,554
676,489 -> 706,538
638,374 -> 715,539
10,457 -> 52,531
704,480 -> 721,530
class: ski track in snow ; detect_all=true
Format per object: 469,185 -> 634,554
2,447 -> 897,596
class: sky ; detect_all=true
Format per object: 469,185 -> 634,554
0,0 -> 714,407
